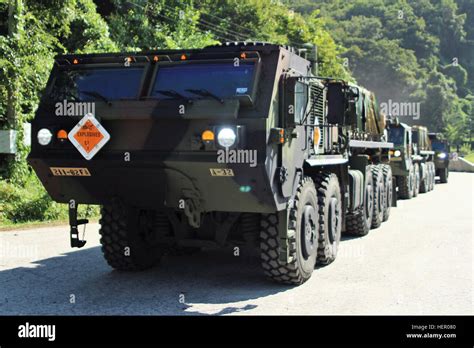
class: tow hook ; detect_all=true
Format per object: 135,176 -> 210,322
69,200 -> 88,248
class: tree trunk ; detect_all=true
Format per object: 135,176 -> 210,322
6,0 -> 23,129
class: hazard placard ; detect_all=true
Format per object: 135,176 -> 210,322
68,113 -> 110,160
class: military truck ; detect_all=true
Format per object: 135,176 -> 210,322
388,119 -> 435,199
387,121 -> 416,199
387,122 -> 435,199
28,42 -> 394,285
428,133 -> 450,183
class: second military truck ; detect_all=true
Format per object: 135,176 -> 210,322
28,43 -> 395,285
387,121 -> 435,199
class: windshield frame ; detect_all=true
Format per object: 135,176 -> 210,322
431,140 -> 448,152
388,126 -> 406,146
147,58 -> 261,104
45,62 -> 150,103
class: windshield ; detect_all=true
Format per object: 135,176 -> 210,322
388,127 -> 405,145
49,67 -> 144,101
150,62 -> 255,99
431,140 -> 447,152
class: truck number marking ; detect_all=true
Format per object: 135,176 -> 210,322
50,167 -> 91,176
210,168 -> 234,177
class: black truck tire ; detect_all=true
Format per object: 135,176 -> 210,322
419,163 -> 428,193
345,167 -> 373,236
426,162 -> 432,191
439,167 -> 449,183
371,165 -> 384,229
99,201 -> 168,271
381,164 -> 392,222
398,167 -> 413,200
260,177 -> 318,285
413,163 -> 420,197
314,173 -> 342,266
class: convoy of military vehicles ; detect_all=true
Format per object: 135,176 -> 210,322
28,43 -> 450,285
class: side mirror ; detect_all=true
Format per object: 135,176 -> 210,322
327,83 -> 345,125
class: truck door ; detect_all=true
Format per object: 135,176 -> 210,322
280,76 -> 308,198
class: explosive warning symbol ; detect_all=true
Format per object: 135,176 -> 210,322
68,113 -> 110,160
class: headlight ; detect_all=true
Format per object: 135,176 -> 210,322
437,152 -> 447,159
37,128 -> 53,146
394,150 -> 401,157
217,128 -> 236,148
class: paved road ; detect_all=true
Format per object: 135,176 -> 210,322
0,173 -> 472,315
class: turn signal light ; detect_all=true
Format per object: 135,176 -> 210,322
57,129 -> 68,140
202,130 -> 215,142
313,127 -> 321,147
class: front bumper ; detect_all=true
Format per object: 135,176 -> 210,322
28,152 -> 277,213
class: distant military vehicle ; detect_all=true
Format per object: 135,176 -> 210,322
428,133 -> 450,183
387,121 -> 415,199
28,42 -> 395,285
388,122 -> 435,199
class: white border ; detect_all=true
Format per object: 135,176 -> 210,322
68,113 -> 110,160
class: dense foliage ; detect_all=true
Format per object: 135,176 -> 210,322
287,0 -> 473,147
0,0 -> 472,224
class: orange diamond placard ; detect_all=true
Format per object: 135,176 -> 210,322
68,113 -> 110,160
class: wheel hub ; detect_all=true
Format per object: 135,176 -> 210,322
328,197 -> 339,243
301,205 -> 317,259
138,210 -> 157,244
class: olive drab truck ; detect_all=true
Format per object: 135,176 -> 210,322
428,133 -> 450,183
387,121 -> 436,199
28,42 -> 395,285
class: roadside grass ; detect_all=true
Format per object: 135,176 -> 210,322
463,152 -> 474,163
0,218 -> 99,232
0,174 -> 99,230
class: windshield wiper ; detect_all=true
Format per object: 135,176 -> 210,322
154,89 -> 192,103
81,90 -> 112,106
185,89 -> 224,104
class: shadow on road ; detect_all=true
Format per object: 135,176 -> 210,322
0,245 -> 295,315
